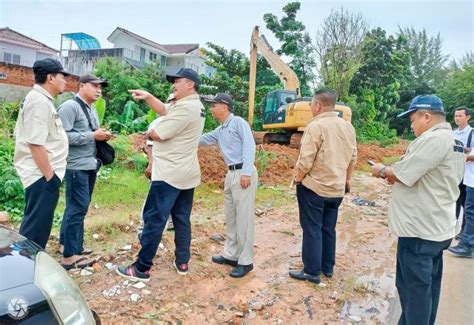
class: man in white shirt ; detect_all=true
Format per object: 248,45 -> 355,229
449,106 -> 474,258
452,107 -> 472,236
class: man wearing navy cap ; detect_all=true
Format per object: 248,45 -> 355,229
200,93 -> 257,278
371,95 -> 465,325
117,68 -> 205,281
14,58 -> 70,248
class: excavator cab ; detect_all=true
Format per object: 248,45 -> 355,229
261,90 -> 297,125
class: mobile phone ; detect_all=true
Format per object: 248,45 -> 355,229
367,160 -> 375,166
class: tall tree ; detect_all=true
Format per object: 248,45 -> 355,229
439,63 -> 474,119
398,27 -> 448,90
314,7 -> 368,100
263,2 -> 316,95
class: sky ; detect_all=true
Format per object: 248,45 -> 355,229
1,0 -> 473,62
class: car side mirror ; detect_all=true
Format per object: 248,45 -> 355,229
285,97 -> 293,103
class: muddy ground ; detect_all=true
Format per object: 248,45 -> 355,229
45,142 -> 407,324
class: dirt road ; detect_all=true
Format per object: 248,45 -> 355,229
57,172 -> 406,324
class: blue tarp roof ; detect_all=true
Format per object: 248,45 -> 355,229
62,32 -> 100,50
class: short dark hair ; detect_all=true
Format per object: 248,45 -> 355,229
416,109 -> 446,120
313,88 -> 336,107
35,72 -> 60,84
455,106 -> 470,116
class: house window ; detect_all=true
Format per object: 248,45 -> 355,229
160,55 -> 167,67
149,52 -> 157,62
3,52 -> 21,65
139,48 -> 146,63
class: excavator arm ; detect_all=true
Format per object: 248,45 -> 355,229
248,26 -> 300,126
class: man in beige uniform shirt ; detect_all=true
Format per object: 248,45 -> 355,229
371,95 -> 464,325
117,68 -> 205,282
14,58 -> 69,249
290,89 -> 357,284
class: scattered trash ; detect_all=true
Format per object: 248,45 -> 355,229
80,269 -> 93,276
349,315 -> 362,323
92,233 -> 100,240
248,300 -> 264,311
339,301 -> 350,320
102,285 -> 121,297
122,244 -> 132,251
123,280 -> 129,286
318,282 -> 327,287
142,289 -> 151,295
248,310 -> 256,319
0,211 -> 10,223
303,296 -> 313,320
133,282 -> 146,289
105,262 -> 116,270
255,208 -> 265,217
352,197 -> 376,206
130,293 -> 140,302
210,233 -> 225,242
159,242 -> 165,250
329,291 -> 338,300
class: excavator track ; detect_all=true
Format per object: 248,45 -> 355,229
252,131 -> 270,145
289,133 -> 303,148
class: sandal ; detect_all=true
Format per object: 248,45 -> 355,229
61,257 -> 96,270
58,245 -> 94,255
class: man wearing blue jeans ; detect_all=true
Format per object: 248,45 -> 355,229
372,95 -> 465,324
58,74 -> 111,268
290,89 -> 357,284
117,68 -> 205,281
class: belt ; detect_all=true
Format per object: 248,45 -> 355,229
228,163 -> 243,170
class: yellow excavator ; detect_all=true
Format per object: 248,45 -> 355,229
248,26 -> 352,147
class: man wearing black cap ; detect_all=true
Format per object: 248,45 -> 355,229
200,93 -> 257,278
117,68 -> 205,281
57,74 -> 112,268
371,95 -> 465,325
14,58 -> 70,249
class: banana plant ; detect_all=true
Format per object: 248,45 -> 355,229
95,97 -> 106,124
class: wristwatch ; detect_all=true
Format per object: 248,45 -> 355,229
380,166 -> 386,179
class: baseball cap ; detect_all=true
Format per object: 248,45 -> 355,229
33,58 -> 70,76
166,68 -> 200,85
397,95 -> 444,118
204,93 -> 233,110
79,74 -> 108,87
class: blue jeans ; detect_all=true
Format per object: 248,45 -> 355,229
396,237 -> 452,325
60,169 -> 97,257
20,174 -> 61,249
460,185 -> 474,247
296,184 -> 343,276
136,181 -> 194,272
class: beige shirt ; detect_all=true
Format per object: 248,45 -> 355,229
390,123 -> 465,241
152,94 -> 205,189
14,84 -> 69,188
296,111 -> 357,197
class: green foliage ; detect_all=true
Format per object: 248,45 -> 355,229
94,57 -> 171,133
315,7 -> 368,99
0,135 -> 24,222
255,150 -> 278,175
0,101 -> 20,138
263,1 -> 316,95
439,64 -> 474,119
95,97 -> 106,124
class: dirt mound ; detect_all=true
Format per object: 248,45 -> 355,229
129,134 -> 408,186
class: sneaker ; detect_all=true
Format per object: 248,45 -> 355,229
174,261 -> 189,275
116,264 -> 150,282
448,243 -> 474,258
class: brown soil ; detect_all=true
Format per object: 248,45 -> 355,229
130,134 -> 407,187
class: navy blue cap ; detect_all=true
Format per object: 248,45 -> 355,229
204,93 -> 233,109
397,95 -> 444,118
33,58 -> 70,76
166,68 -> 200,85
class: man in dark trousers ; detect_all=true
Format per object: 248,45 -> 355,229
371,95 -> 465,324
290,88 -> 357,284
57,74 -> 111,269
14,58 -> 69,249
117,68 -> 204,281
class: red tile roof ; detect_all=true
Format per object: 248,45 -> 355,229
0,27 -> 58,53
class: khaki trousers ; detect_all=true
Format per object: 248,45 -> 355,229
223,166 -> 258,265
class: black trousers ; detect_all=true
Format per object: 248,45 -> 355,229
19,174 -> 61,249
396,237 -> 452,325
456,183 -> 467,231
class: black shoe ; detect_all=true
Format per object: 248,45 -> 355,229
230,264 -> 253,278
212,255 -> 238,267
448,244 -> 474,258
289,270 -> 321,284
323,272 -> 333,278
